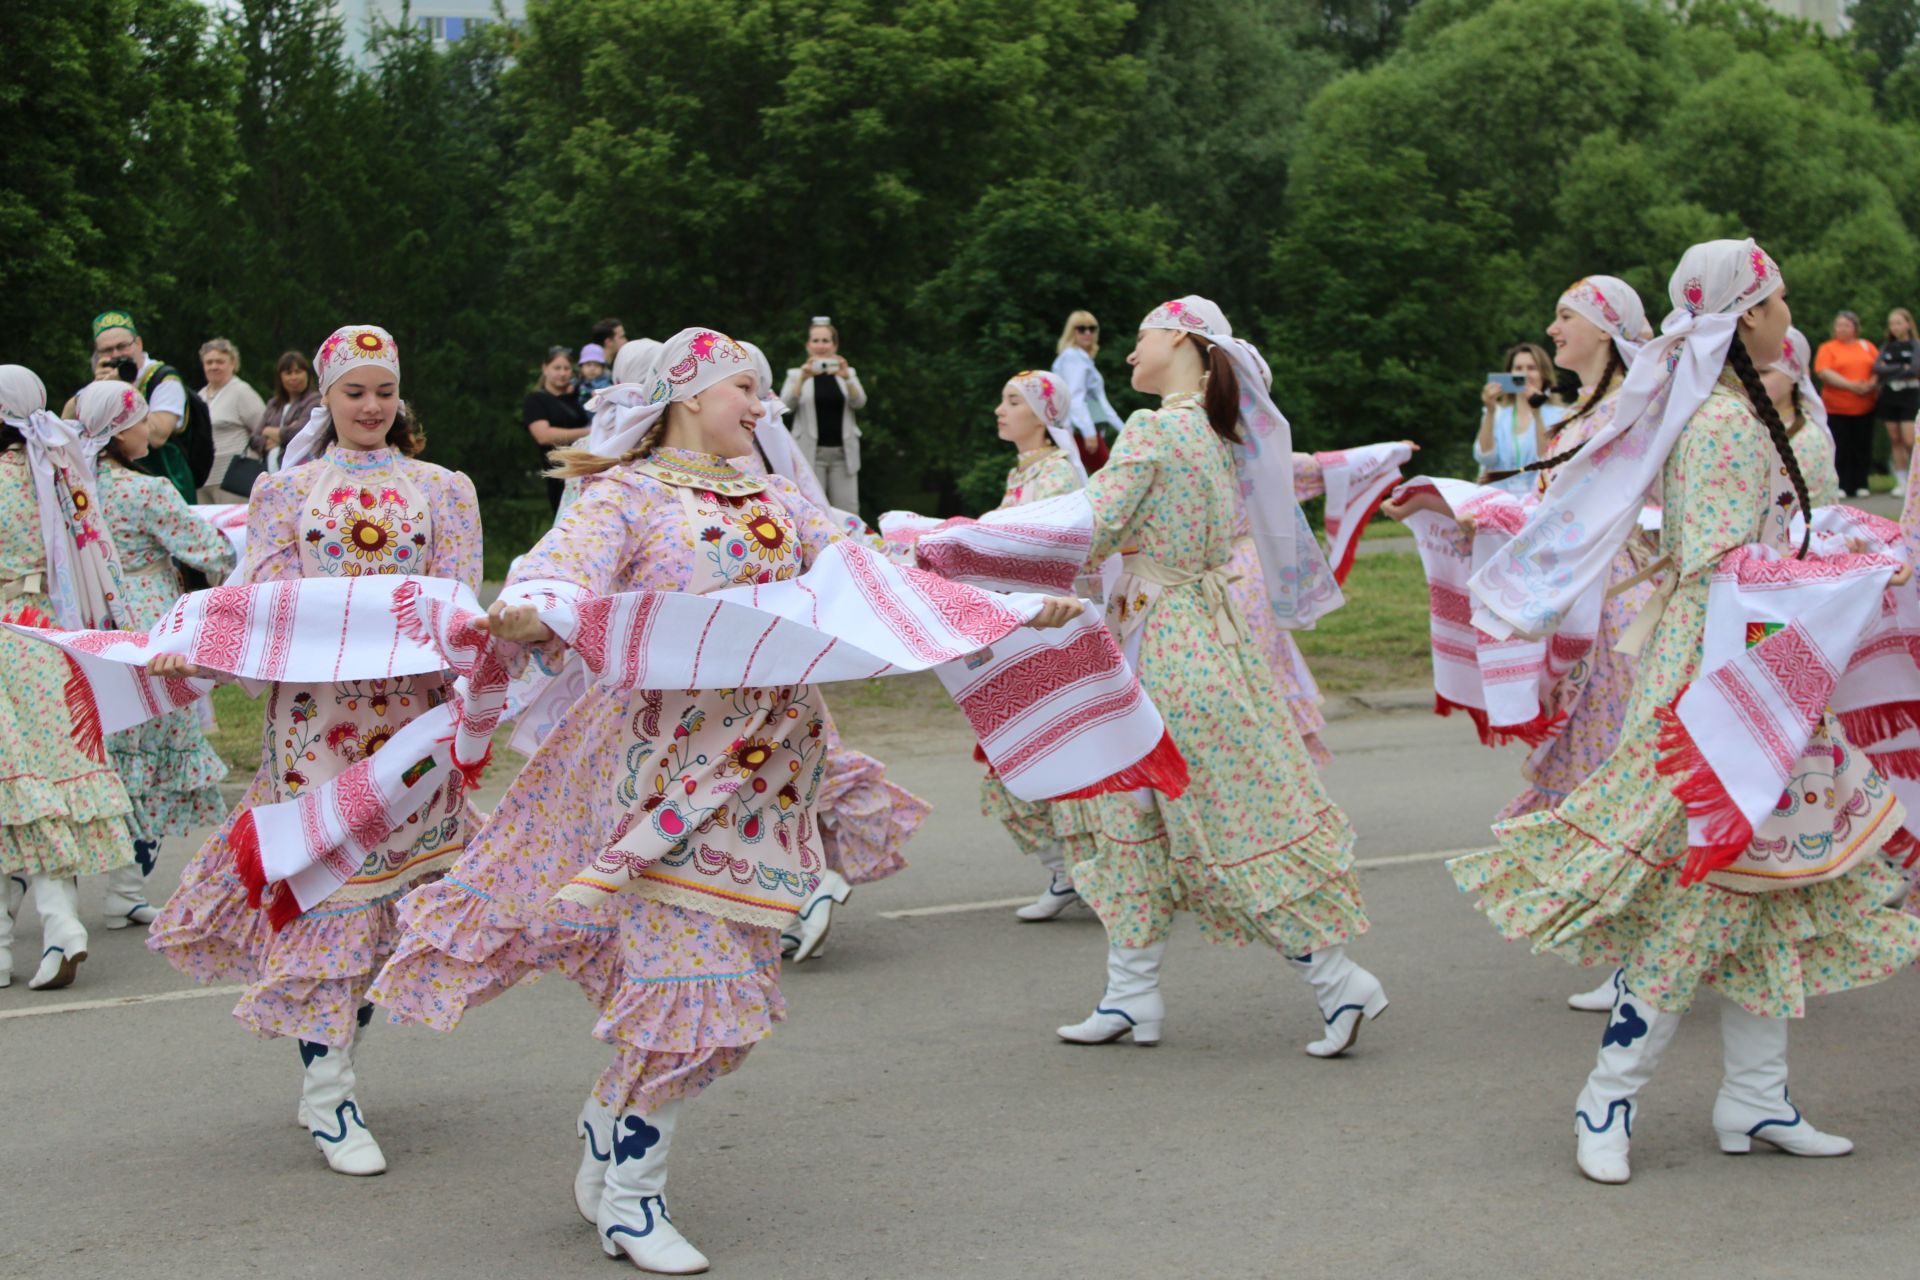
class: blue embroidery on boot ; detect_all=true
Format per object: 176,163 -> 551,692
605,1195 -> 671,1241
357,1003 -> 375,1029
1601,1002 -> 1649,1049
582,1120 -> 612,1163
613,1115 -> 662,1164
1576,1098 -> 1634,1137
1322,1002 -> 1365,1025
298,1040 -> 330,1068
311,1100 -> 365,1143
133,840 -> 158,875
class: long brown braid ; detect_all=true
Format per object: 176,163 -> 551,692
1724,332 -> 1812,557
1481,345 -> 1624,483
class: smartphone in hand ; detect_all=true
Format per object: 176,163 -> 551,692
1486,372 -> 1527,395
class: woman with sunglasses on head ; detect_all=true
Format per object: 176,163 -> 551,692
1455,241 -> 1920,1185
1052,310 -> 1124,474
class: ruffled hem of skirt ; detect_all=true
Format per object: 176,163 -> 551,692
591,938 -> 785,1058
148,868 -> 270,983
817,755 -> 928,885
1078,802 -> 1368,951
1449,809 -> 1920,1016
367,874 -> 622,1032
981,774 -> 1054,856
0,812 -> 135,878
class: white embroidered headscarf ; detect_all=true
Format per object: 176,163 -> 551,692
1006,369 -> 1087,484
0,366 -> 128,629
73,380 -> 150,460
1558,275 -> 1653,367
281,324 -> 403,471
1137,296 -> 1339,627
1771,326 -> 1829,436
583,326 -> 754,460
1472,239 -> 1783,638
612,337 -> 663,386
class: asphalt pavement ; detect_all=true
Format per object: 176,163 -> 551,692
3,707 -> 1916,1279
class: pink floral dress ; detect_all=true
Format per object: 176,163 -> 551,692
369,448 -> 845,1113
1075,396 -> 1366,953
1498,391 -> 1659,818
0,450 -> 134,877
148,446 -> 483,1047
1451,380 -> 1920,1016
96,460 -> 235,840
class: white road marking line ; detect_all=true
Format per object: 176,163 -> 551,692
0,983 -> 245,1022
877,847 -> 1478,918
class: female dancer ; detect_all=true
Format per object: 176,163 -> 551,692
974,368 -> 1095,921
1453,240 -> 1920,1184
87,381 -> 236,929
1052,310 -> 1124,472
0,368 -> 137,989
148,325 -> 482,1176
370,327 -> 1080,1272
1056,296 -> 1387,1057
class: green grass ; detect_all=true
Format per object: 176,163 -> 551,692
1293,550 -> 1431,693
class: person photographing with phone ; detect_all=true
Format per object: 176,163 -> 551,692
1473,342 -> 1566,496
780,315 -> 866,511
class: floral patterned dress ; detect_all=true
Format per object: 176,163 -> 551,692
1789,416 -> 1842,508
979,447 -> 1090,858
369,448 -> 844,1113
1450,380 -> 1920,1016
1499,391 -> 1659,818
0,450 -> 134,877
148,446 -> 483,1047
1074,396 -> 1366,953
96,460 -> 234,840
1228,452 -> 1334,768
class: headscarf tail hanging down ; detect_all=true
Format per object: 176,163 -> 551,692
280,325 -> 403,472
1470,239 -> 1783,640
1137,297 -> 1341,629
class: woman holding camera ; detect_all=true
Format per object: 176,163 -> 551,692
1473,342 -> 1566,496
780,317 -> 865,512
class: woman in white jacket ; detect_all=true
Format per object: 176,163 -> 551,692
1050,309 -> 1124,472
779,316 -> 866,510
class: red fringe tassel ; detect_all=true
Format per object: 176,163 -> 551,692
230,809 -> 266,908
1045,729 -> 1190,802
1433,695 -> 1563,749
1653,691 -> 1754,886
264,885 -> 301,932
1883,826 -> 1920,870
1870,748 -> 1920,781
450,741 -> 493,792
61,655 -> 105,764
1838,701 -> 1920,750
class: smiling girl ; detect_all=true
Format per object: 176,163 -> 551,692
148,325 -> 482,1178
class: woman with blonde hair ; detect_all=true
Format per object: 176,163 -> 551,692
1051,309 -> 1124,472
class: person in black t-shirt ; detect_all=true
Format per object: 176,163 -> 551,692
524,345 -> 590,511
1875,307 -> 1919,497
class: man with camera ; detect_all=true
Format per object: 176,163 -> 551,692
779,315 -> 866,512
89,310 -> 210,503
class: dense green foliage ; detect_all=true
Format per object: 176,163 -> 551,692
5,0 -> 1918,546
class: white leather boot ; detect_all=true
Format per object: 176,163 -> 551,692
300,1026 -> 387,1176
576,1096 -> 616,1224
1713,1001 -> 1852,1158
1015,844 -> 1080,922
1286,947 -> 1389,1057
102,850 -> 159,929
1574,977 -> 1680,1184
598,1100 -> 710,1274
1568,969 -> 1622,1013
1057,940 -> 1166,1045
782,868 -> 850,964
26,875 -> 88,990
6,872 -> 23,918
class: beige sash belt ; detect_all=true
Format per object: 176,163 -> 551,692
1116,553 -> 1250,647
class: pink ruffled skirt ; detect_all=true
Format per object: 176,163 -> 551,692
815,745 -> 928,885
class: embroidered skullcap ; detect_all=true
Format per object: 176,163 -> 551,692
91,310 -> 138,340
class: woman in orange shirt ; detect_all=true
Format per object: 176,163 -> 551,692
1814,309 -> 1878,497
